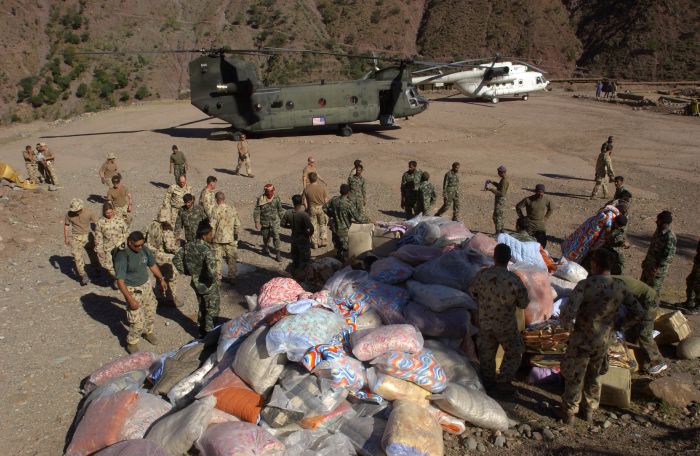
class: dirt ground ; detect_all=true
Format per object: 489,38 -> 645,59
0,87 -> 698,455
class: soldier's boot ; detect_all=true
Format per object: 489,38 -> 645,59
580,407 -> 594,422
274,249 -> 282,263
556,407 -> 576,425
143,333 -> 159,345
126,343 -> 140,354
247,174 -> 255,178
262,241 -> 270,256
80,275 -> 90,286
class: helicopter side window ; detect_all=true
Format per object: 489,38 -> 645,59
286,101 -> 294,109
271,101 -> 283,108
349,96 -> 358,105
519,80 -> 523,85
318,98 -> 327,107
254,103 -> 262,112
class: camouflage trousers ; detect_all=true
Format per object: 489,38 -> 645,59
195,287 -> 220,334
493,203 -> 505,233
590,177 -> 608,198
308,204 -> 328,247
173,164 -> 186,183
44,160 -> 58,185
561,345 -> 607,414
114,205 -> 133,227
261,223 -> 281,250
626,318 -> 664,371
125,282 -> 157,345
25,162 -> 39,184
349,193 -> 365,216
169,205 -> 180,226
97,249 -> 117,278
71,233 -> 95,278
685,263 -> 700,309
609,248 -> 625,275
332,229 -> 349,261
403,195 -> 419,219
478,327 -> 525,383
213,242 -> 237,282
640,264 -> 669,296
153,250 -> 179,304
435,190 -> 460,221
290,238 -> 311,269
235,155 -> 252,176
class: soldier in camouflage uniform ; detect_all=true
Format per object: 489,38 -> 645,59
145,206 -> 180,305
400,160 -> 423,219
324,184 -> 370,262
590,137 -> 615,199
681,239 -> 700,315
347,164 -> 366,215
115,231 -> 168,353
173,221 -> 220,336
511,217 -> 536,242
175,193 -> 207,244
210,191 -> 241,283
640,211 -> 676,295
169,145 -> 188,183
63,198 -> 98,286
602,214 -> 629,275
37,142 -> 59,185
22,145 -> 39,184
199,176 -> 218,218
94,202 -> 128,283
613,275 -> 667,375
254,184 -> 284,262
416,172 -> 437,215
485,165 -> 509,234
559,249 -> 644,424
435,162 -> 460,221
469,244 -> 529,387
607,176 -> 632,216
163,175 -> 193,225
282,194 -> 314,270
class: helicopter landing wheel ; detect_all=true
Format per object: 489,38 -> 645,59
339,124 -> 353,137
521,94 -> 529,101
231,131 -> 243,141
490,97 -> 499,104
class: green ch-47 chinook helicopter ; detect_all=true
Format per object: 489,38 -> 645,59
81,47 -> 430,138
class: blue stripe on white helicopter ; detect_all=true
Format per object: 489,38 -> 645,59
411,56 -> 549,104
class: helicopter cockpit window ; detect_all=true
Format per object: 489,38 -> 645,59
349,96 -> 358,105
536,77 -> 543,84
271,101 -> 283,108
318,98 -> 327,107
286,100 -> 294,109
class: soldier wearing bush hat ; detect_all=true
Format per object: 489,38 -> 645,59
64,198 -> 98,285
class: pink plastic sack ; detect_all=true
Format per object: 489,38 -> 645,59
258,277 -> 306,309
84,352 -> 157,393
369,257 -> 414,285
66,390 -> 139,456
196,422 -> 285,456
351,325 -> 424,361
465,232 -> 497,258
390,244 -> 443,265
120,392 -> 172,440
434,221 -> 472,248
510,262 -> 554,325
404,301 -> 472,338
94,440 -> 169,456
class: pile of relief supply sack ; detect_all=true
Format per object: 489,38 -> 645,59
64,215 -> 613,456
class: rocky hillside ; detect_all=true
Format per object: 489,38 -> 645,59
0,0 -> 697,124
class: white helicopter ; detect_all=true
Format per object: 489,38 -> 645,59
412,56 -> 549,103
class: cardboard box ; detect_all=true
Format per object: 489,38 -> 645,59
600,366 -> 631,408
347,223 -> 374,260
654,311 -> 692,345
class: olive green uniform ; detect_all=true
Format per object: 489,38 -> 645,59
603,226 -> 627,275
323,195 -> 369,261
469,266 -> 529,383
435,169 -> 460,221
416,181 -> 437,215
400,170 -> 423,219
488,176 -> 509,233
170,149 -> 187,183
173,239 -> 220,334
516,195 -> 553,248
175,204 -> 207,244
281,208 -> 314,269
253,194 -> 284,252
640,227 -> 676,295
613,275 -> 664,371
347,174 -> 366,215
560,275 -> 643,415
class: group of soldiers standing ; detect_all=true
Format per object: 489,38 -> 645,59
22,142 -> 58,185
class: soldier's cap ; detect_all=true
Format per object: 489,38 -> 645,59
107,152 -> 117,160
156,206 -> 170,223
535,184 -> 545,192
497,165 -> 507,172
37,142 -> 47,147
69,198 -> 83,212
608,136 -> 614,141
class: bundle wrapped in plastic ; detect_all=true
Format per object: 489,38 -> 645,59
370,349 -> 447,393
351,325 -> 424,361
78,370 -> 146,421
430,382 -> 509,431
152,342 -> 213,396
426,404 -> 466,435
359,280 -> 410,325
145,396 -> 216,454
121,392 -> 172,440
369,256 -> 414,284
216,303 -> 285,361
195,422 -> 285,456
299,400 -> 355,430
433,221 -> 472,248
367,368 -> 430,405
337,415 -> 387,456
553,259 -> 588,283
510,262 -> 555,325
423,339 -> 483,390
313,355 -> 367,392
258,277 -> 307,309
465,232 -> 498,258
355,309 -> 383,331
304,257 -> 344,289
398,220 -> 442,246
266,308 -> 345,362
382,400 -> 444,456
390,244 -> 443,265
550,275 -> 577,299
404,301 -> 472,339
280,428 -> 355,456
233,325 -> 287,397
324,267 -> 370,298
413,248 -> 490,291
562,205 -> 619,261
83,352 -> 157,393
167,353 -> 216,408
93,440 -> 168,456
496,232 -> 547,270
406,280 -> 477,312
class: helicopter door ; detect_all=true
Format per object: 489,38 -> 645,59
379,90 -> 394,116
